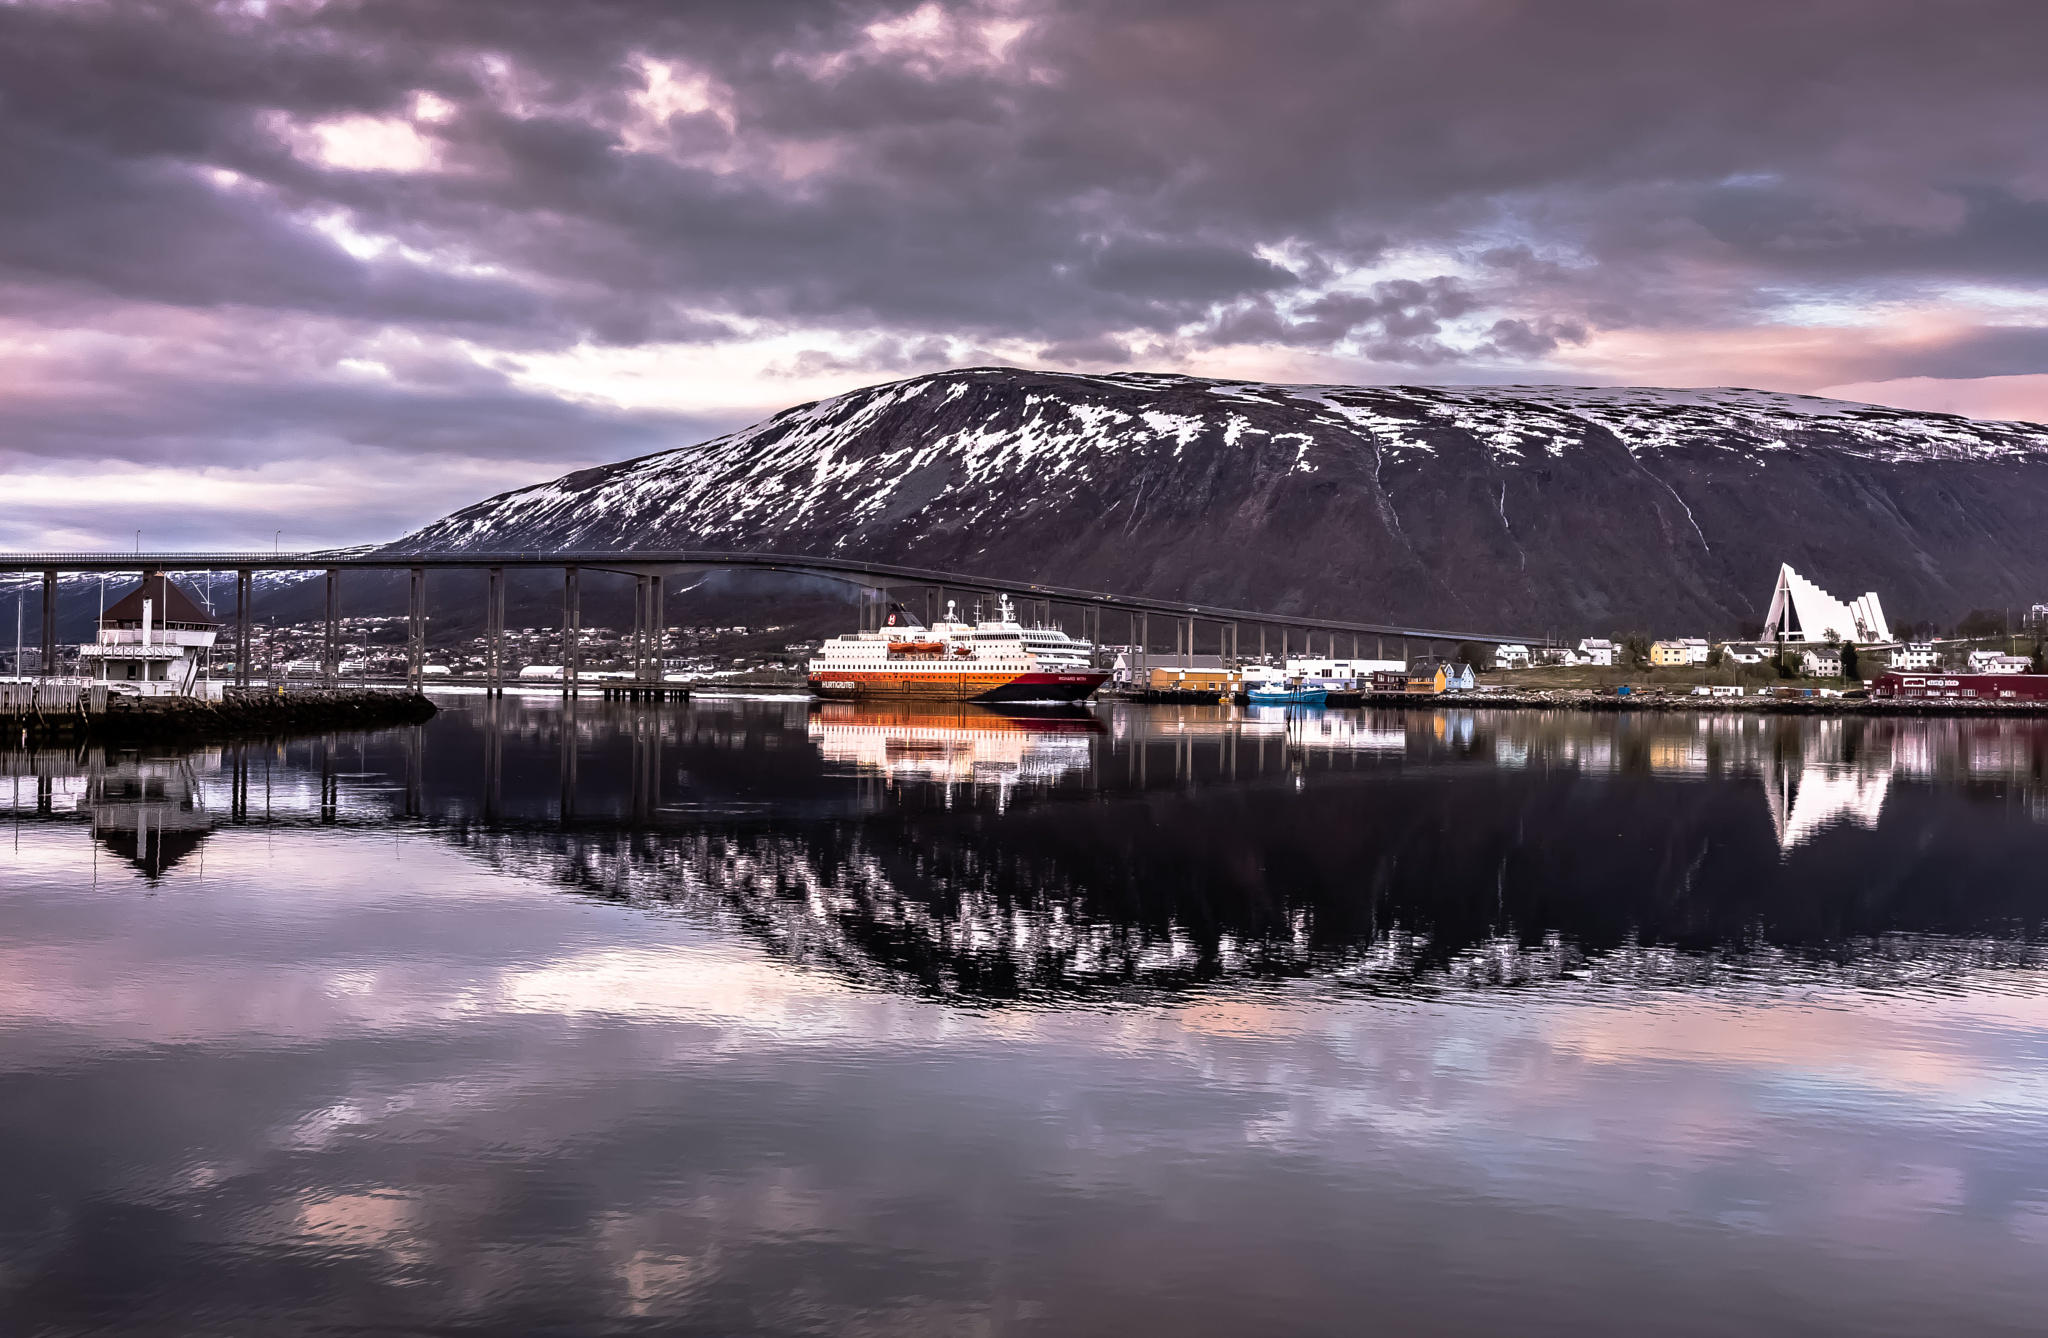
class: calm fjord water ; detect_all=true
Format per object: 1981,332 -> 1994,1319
4,696 -> 2048,1336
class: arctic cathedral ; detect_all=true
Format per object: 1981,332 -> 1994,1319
1760,563 -> 1892,645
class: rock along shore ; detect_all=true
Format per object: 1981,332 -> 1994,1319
5,687 -> 437,748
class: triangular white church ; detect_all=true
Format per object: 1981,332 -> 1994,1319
1760,563 -> 1891,645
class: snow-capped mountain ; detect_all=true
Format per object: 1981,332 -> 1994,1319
395,368 -> 2048,633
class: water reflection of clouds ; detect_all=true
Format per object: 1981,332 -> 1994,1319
4,803 -> 2048,1330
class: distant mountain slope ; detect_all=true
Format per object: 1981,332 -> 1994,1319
394,368 -> 2048,634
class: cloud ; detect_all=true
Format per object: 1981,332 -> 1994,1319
6,0 -> 2048,544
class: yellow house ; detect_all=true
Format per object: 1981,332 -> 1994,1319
1648,640 -> 1691,667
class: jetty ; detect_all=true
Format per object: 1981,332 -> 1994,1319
2,684 -> 436,747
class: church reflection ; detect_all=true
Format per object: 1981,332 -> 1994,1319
6,698 -> 2047,999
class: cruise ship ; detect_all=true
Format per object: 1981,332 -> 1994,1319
807,595 -> 1109,702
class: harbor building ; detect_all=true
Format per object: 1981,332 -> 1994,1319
1761,563 -> 1892,644
79,573 -> 224,700
1873,671 -> 2048,702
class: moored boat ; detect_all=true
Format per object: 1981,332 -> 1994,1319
1247,683 -> 1329,706
808,596 -> 1110,703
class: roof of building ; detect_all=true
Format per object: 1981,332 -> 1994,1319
101,574 -> 220,628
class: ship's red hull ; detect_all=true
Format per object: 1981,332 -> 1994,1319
808,669 -> 1109,703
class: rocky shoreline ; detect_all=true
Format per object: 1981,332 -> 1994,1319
5,687 -> 438,747
1332,689 -> 2047,716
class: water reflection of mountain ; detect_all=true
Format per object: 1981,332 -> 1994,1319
6,700 -> 2047,1002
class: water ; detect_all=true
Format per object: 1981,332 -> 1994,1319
4,696 -> 2048,1336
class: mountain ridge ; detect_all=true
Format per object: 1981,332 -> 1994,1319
389,368 -> 2048,635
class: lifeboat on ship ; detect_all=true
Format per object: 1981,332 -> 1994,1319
887,639 -> 947,656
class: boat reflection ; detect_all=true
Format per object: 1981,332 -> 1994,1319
807,701 -> 1100,807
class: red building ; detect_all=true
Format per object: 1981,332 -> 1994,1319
1871,672 -> 2048,702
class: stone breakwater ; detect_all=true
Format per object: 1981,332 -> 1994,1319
5,687 -> 437,747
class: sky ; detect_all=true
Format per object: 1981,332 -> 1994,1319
6,0 -> 2048,549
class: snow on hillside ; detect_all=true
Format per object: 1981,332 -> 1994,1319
403,369 -> 2048,558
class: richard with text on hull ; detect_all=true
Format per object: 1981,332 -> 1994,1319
808,594 -> 1109,703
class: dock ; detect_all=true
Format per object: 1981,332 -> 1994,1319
2,684 -> 436,747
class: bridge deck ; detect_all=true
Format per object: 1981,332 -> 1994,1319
0,549 -> 1545,645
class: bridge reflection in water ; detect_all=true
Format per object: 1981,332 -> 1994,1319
6,697 -> 2047,1003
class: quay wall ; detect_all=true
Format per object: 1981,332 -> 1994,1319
3,686 -> 436,747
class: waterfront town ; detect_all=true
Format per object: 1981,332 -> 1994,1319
6,559 -> 2046,710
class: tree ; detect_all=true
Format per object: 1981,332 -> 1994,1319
1455,641 -> 1494,672
1706,645 -> 1725,668
2032,638 -> 2047,675
1840,641 -> 1860,681
1621,634 -> 1650,669
1955,608 -> 2008,640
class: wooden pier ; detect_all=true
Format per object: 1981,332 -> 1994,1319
598,682 -> 691,702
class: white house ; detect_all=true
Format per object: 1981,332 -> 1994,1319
1761,563 -> 1891,644
1493,644 -> 1531,668
1982,654 -> 2032,675
1284,656 -> 1406,688
1577,638 -> 1617,667
1888,643 -> 1939,671
1677,638 -> 1712,665
77,574 -> 223,700
1722,643 -> 1765,666
1801,646 -> 1843,678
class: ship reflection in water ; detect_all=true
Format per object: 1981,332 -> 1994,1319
807,700 -> 1100,807
4,697 -> 2048,1336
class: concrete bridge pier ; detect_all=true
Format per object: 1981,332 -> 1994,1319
323,568 -> 340,687
486,566 -> 505,694
40,570 -> 56,677
406,567 -> 426,688
562,566 -> 581,696
234,569 -> 252,688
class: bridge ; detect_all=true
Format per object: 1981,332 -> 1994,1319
0,549 -> 1551,689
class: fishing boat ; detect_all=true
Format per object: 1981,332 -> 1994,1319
808,595 -> 1110,703
1247,682 -> 1329,706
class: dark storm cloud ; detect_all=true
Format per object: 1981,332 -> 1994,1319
7,0 -> 2048,544
14,0 -> 2048,341
0,365 -> 721,468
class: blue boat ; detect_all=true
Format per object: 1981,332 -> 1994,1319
1247,683 -> 1328,706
